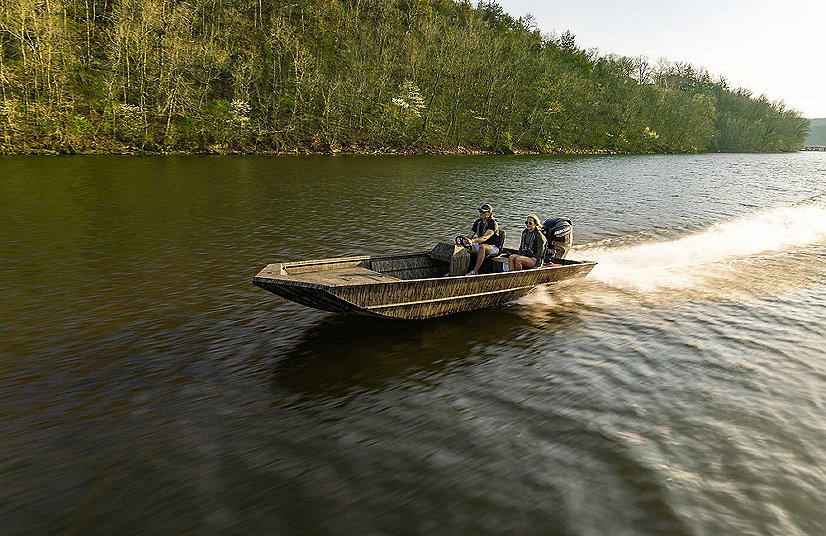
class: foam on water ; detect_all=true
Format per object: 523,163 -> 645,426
577,203 -> 826,293
519,202 -> 826,309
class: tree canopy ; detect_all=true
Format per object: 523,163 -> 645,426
0,0 -> 809,154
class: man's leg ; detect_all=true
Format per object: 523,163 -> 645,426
473,244 -> 491,272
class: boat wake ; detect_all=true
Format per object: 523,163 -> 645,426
522,201 -> 826,307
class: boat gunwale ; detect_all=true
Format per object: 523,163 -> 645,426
254,249 -> 596,288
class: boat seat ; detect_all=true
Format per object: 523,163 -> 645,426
490,255 -> 509,273
489,229 -> 505,258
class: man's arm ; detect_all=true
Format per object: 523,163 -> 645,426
473,229 -> 494,243
466,221 -> 479,240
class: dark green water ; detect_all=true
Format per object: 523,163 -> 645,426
2,153 -> 826,535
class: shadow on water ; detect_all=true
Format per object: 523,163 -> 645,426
267,301 -> 696,535
270,301 -> 584,400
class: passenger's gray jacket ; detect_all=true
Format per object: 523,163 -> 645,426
518,229 -> 547,268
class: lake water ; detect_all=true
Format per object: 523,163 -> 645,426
2,153 -> 825,535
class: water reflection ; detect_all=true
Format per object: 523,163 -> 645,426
270,301 -> 590,401
273,308 -> 520,399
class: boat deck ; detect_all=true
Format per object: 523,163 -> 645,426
278,266 -> 401,286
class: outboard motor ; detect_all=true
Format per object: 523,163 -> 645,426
542,217 -> 573,261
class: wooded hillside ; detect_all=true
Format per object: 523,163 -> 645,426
0,0 -> 810,154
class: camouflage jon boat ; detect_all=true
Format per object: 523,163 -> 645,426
252,243 -> 596,320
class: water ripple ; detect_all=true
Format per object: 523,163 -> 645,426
2,153 -> 826,534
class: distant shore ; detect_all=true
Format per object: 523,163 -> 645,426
0,144 -> 613,157
2,145 -> 799,156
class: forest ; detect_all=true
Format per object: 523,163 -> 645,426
0,0 -> 811,154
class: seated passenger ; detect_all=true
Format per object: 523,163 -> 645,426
465,203 -> 500,275
509,213 -> 547,271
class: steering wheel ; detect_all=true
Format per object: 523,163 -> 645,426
455,235 -> 473,253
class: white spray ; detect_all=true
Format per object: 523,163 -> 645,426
577,204 -> 826,293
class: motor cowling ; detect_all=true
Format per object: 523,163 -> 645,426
542,217 -> 573,261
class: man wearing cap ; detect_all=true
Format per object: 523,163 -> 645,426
464,203 -> 500,275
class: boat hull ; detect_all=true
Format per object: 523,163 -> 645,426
253,251 -> 596,320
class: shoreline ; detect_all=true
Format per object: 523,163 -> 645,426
0,143 -> 801,157
1,145 -> 613,157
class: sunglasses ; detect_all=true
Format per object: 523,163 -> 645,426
525,220 -> 536,225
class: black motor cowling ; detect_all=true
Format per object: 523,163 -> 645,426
542,217 -> 573,261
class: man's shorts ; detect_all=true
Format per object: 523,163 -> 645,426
472,243 -> 499,255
